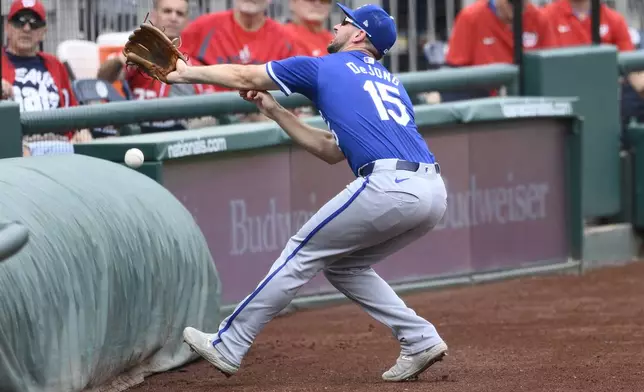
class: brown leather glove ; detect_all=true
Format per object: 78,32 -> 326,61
122,23 -> 187,84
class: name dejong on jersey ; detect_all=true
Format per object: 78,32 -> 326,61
345,56 -> 401,86
12,67 -> 62,112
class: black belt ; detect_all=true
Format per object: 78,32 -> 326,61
358,160 -> 440,177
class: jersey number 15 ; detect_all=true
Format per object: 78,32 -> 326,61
363,80 -> 411,126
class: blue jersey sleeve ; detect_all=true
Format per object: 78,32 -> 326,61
266,56 -> 321,98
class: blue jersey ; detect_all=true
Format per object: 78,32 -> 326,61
266,50 -> 435,176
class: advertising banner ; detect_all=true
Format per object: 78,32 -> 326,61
164,119 -> 569,304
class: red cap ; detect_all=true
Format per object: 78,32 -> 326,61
8,0 -> 46,22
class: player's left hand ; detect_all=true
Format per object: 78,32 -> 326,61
122,23 -> 188,84
239,90 -> 281,117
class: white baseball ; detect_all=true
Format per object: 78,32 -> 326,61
124,148 -> 144,168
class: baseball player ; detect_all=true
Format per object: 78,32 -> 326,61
172,3 -> 449,382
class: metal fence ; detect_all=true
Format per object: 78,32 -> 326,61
1,0 -> 642,75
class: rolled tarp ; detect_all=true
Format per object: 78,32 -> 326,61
0,154 -> 221,392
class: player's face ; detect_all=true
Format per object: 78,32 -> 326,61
234,0 -> 270,15
152,0 -> 188,39
5,11 -> 46,56
291,0 -> 332,23
328,16 -> 363,54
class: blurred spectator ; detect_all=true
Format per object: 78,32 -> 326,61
628,26 -> 642,50
423,40 -> 448,70
280,0 -> 334,117
1,0 -> 76,111
283,0 -> 334,57
181,0 -> 296,71
22,133 -> 77,156
97,0 -> 212,133
441,0 -> 556,102
620,26 -> 644,143
541,0 -> 644,138
541,0 -> 633,50
1,0 -> 89,155
179,0 -> 297,122
419,40 -> 448,104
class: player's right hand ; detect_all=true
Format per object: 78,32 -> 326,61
239,90 -> 280,117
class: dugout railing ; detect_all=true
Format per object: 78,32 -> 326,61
17,63 -> 519,135
11,46 -> 644,222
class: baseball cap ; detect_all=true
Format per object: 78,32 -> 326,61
8,0 -> 46,23
337,3 -> 397,56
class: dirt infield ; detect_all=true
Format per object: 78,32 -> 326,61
131,262 -> 644,392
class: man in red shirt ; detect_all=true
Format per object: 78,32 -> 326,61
181,0 -> 296,87
542,0 -> 633,50
447,0 -> 556,66
542,0 -> 644,144
442,0 -> 556,101
179,0 -> 296,122
283,0 -> 334,57
281,0 -> 334,118
97,0 -> 209,133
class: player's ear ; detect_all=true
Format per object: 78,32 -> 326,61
353,29 -> 368,44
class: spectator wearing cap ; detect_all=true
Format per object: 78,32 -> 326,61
1,0 -> 90,154
283,0 -> 334,57
441,0 -> 557,102
2,0 -> 77,111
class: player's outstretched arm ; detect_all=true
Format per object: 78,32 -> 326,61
240,90 -> 345,165
166,59 -> 279,91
